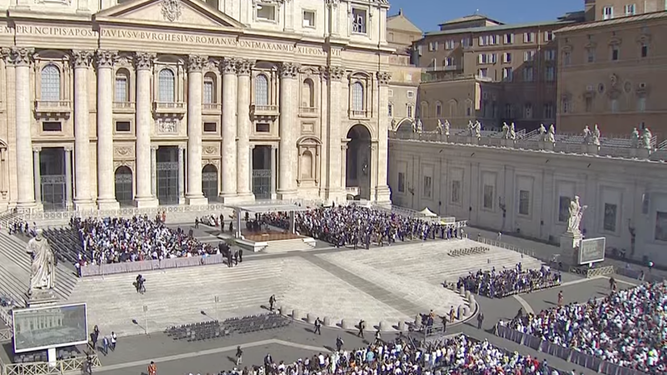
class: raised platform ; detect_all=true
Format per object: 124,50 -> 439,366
219,229 -> 316,253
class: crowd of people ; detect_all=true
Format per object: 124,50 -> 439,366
501,282 -> 666,374
73,216 -> 216,265
7,218 -> 37,236
294,205 -> 463,248
187,334 -> 567,375
457,264 -> 562,298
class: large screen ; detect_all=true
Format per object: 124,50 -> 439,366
13,303 -> 88,353
578,237 -> 606,265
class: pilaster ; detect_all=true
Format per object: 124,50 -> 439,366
325,66 -> 346,203
33,148 -> 41,205
96,50 -> 120,210
220,58 -> 238,202
375,71 -> 392,204
133,52 -> 158,208
236,59 -> 254,201
185,55 -> 208,205
277,62 -> 299,199
72,50 -> 96,210
64,146 -> 73,210
12,47 -> 36,210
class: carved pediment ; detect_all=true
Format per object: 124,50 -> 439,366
94,0 -> 245,30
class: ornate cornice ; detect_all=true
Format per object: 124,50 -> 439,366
187,55 -> 207,73
134,52 -> 155,71
327,66 -> 345,81
0,48 -> 11,64
236,59 -> 254,76
376,71 -> 391,85
636,33 -> 651,44
11,47 -> 34,66
71,50 -> 94,68
279,62 -> 299,79
95,50 -> 117,69
608,36 -> 622,46
220,58 -> 237,74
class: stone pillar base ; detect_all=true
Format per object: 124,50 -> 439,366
219,194 -> 242,204
97,199 -> 120,210
637,148 -> 650,159
277,190 -> 298,200
25,290 -> 58,308
235,193 -> 255,203
185,196 -> 208,206
374,186 -> 391,205
540,141 -> 555,151
467,137 -> 479,145
134,197 -> 159,208
73,200 -> 96,211
324,189 -> 347,205
560,231 -> 582,265
15,201 -> 38,213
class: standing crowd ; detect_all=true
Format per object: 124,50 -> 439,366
457,264 -> 562,298
501,282 -> 666,374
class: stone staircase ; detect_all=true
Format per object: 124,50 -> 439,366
0,231 -> 79,307
263,238 -> 316,254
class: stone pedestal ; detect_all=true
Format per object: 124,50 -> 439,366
467,137 -> 479,145
25,290 -> 58,308
582,144 -> 599,155
539,141 -> 555,151
501,139 -> 515,148
560,231 -> 582,265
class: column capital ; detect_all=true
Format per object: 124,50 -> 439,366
187,55 -> 207,73
376,71 -> 392,86
236,59 -> 255,76
134,52 -> 155,71
10,47 -> 34,66
71,50 -> 94,68
64,145 -> 73,152
326,66 -> 345,81
32,146 -> 42,153
220,58 -> 237,75
280,62 -> 299,79
150,145 -> 158,150
95,50 -> 118,69
178,145 -> 186,151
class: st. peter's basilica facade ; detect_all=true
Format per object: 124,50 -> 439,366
0,0 -> 398,211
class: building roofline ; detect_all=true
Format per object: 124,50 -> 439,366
437,14 -> 503,27
555,10 -> 667,33
424,19 -> 578,36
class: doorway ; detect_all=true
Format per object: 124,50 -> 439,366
202,164 -> 219,199
114,166 -> 133,206
346,125 -> 372,200
156,146 -> 179,205
40,148 -> 66,211
252,146 -> 273,200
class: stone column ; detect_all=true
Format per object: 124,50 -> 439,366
71,50 -> 95,210
375,71 -> 392,204
220,59 -> 238,202
133,53 -> 158,208
64,147 -> 73,209
33,148 -> 41,204
178,146 -> 185,203
95,50 -> 119,209
185,55 -> 207,205
277,62 -> 299,199
150,146 -> 157,197
325,66 -> 345,202
271,146 -> 277,198
341,142 -> 348,192
236,59 -> 253,200
249,145 -> 255,193
12,47 -> 35,210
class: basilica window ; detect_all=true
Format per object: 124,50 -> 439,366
256,4 -> 277,22
352,8 -> 367,34
114,70 -> 130,102
40,65 -> 61,101
254,74 -> 269,106
158,68 -> 175,103
351,82 -> 364,111
301,79 -> 315,108
203,74 -> 216,104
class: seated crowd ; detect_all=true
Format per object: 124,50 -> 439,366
294,205 -> 462,248
501,282 -> 666,374
457,264 -> 562,298
73,216 -> 216,265
191,334 -> 566,375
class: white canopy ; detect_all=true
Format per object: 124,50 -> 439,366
419,207 -> 438,217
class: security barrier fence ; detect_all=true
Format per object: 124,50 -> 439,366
0,354 -> 101,375
495,324 -> 649,375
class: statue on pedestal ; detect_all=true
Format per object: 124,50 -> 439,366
538,124 -> 547,141
583,125 -> 592,145
547,124 -> 556,143
436,119 -> 444,135
567,196 -> 587,235
592,124 -> 601,146
444,120 -> 450,136
631,127 -> 640,148
473,121 -> 482,138
508,122 -> 516,140
502,122 -> 510,139
26,229 -> 57,296
416,118 -> 423,133
641,126 -> 653,149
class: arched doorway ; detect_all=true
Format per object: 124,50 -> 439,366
202,164 -> 219,199
40,148 -> 66,211
114,166 -> 133,206
346,124 -> 372,200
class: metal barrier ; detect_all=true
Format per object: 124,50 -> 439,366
0,328 -> 11,343
495,323 -> 650,375
477,237 -> 536,257
0,308 -> 12,330
1,354 -> 101,375
586,266 -> 615,278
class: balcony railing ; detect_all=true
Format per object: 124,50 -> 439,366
202,103 -> 222,113
349,109 -> 369,119
113,101 -> 135,113
299,106 -> 318,116
251,104 -> 279,117
152,101 -> 186,116
34,100 -> 71,116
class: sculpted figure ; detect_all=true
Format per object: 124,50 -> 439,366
641,127 -> 653,149
436,119 -> 444,135
411,120 -> 417,133
583,125 -> 592,144
546,124 -> 556,143
502,122 -> 510,139
474,121 -> 481,138
444,120 -> 450,136
26,229 -> 56,295
509,123 -> 516,140
631,127 -> 640,148
416,118 -> 423,133
567,196 -> 587,235
467,120 -> 474,136
538,124 -> 547,141
592,124 -> 601,146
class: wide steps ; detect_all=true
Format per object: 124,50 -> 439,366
0,232 -> 79,306
263,239 -> 314,253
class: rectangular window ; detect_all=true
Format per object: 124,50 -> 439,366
461,37 -> 471,47
436,104 -> 442,117
256,4 -> 276,21
544,50 -> 556,61
562,98 -> 571,113
585,96 -> 593,112
203,122 -> 217,132
519,190 -> 530,216
641,43 -> 648,57
504,33 -> 514,44
42,122 -> 62,132
638,97 -> 646,112
604,203 -> 618,232
398,172 -> 405,193
624,4 -> 636,15
478,68 -> 488,78
478,35 -> 486,46
255,123 -> 270,132
478,53 -> 487,64
483,185 -> 494,209
523,32 -> 535,43
423,176 -> 432,198
445,57 -> 455,66
524,50 -> 536,62
388,104 -> 393,117
563,51 -> 572,66
544,31 -> 554,42
502,53 -> 511,63
523,67 -> 534,82
352,8 -> 367,34
407,105 -> 413,118
611,98 -> 619,112
611,46 -> 620,61
655,211 -> 667,241
558,196 -> 572,222
303,10 -> 315,28
502,67 -> 513,81
445,40 -> 456,49
545,66 -> 555,82
544,103 -> 554,119
203,81 -> 214,104
603,6 -> 614,19
451,180 -> 461,203
115,77 -> 128,102
489,35 -> 498,45
587,49 -> 596,63
115,121 -> 131,132
524,103 -> 533,119
504,103 -> 513,118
